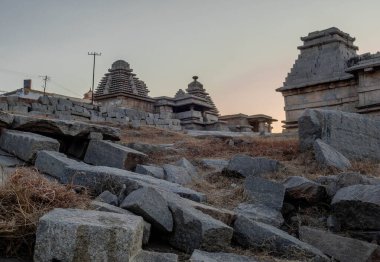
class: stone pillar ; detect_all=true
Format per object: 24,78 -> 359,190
258,121 -> 265,133
267,122 -> 272,133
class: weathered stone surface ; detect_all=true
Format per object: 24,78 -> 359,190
233,216 -> 328,260
225,154 -> 279,177
299,226 -> 380,262
0,111 -> 14,127
34,208 -> 144,262
0,129 -> 59,163
162,191 -> 233,253
135,164 -> 165,179
96,190 -> 119,206
126,142 -> 176,154
299,109 -> 380,160
84,140 -> 147,170
11,113 -> 120,140
316,172 -> 380,198
201,159 -> 228,172
35,151 -> 205,202
121,187 -> 173,233
283,176 -> 327,204
244,176 -> 285,210
332,184 -> 380,230
185,200 -> 236,226
234,203 -> 284,228
163,164 -> 192,185
132,251 -> 178,262
190,249 -> 257,262
313,139 -> 351,171
175,158 -> 198,179
90,201 -> 151,245
0,149 -> 24,167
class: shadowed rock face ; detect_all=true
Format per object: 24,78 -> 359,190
332,184 -> 380,230
299,109 -> 380,160
283,176 -> 327,204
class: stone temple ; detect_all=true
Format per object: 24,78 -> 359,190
277,27 -> 380,131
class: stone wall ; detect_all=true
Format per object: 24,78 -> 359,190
0,96 -> 182,131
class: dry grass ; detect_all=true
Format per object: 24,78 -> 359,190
0,168 -> 90,258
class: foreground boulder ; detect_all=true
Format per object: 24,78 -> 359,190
190,249 -> 257,262
34,208 -> 144,262
0,129 -> 59,163
225,154 -> 279,177
299,109 -> 380,160
201,159 -> 229,172
313,139 -> 351,171
132,251 -> 178,262
35,150 -> 206,202
120,187 -> 173,233
84,140 -> 147,170
161,191 -> 233,253
175,157 -> 199,179
332,184 -> 380,230
163,164 -> 192,185
244,176 -> 285,210
299,226 -> 380,262
283,176 -> 327,204
135,164 -> 165,179
90,201 -> 151,245
96,190 -> 118,206
233,216 -> 328,260
234,203 -> 284,227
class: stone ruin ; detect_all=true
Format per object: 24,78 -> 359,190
277,27 -> 380,131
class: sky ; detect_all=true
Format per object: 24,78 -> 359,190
1,0 -> 380,132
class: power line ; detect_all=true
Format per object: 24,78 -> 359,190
88,52 -> 101,105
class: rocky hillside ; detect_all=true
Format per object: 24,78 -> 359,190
0,109 -> 379,262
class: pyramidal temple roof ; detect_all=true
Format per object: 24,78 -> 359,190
186,76 -> 219,115
278,27 -> 358,91
94,60 -> 150,99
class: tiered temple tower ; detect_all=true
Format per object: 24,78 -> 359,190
186,76 -> 219,115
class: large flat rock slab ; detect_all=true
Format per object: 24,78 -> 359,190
299,226 -> 380,262
0,129 -> 59,163
313,139 -> 351,171
34,208 -> 144,262
190,249 -> 257,262
299,109 -> 380,160
225,154 -> 280,178
35,150 -> 206,202
9,113 -> 120,140
84,140 -> 147,170
233,215 -> 328,261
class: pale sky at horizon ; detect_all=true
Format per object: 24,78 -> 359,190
1,0 -> 380,132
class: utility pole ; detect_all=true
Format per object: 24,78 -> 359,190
88,52 -> 101,104
39,75 -> 50,95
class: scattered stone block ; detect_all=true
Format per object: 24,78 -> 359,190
299,226 -> 380,262
84,140 -> 147,170
332,184 -> 380,230
201,159 -> 229,172
175,157 -> 198,179
234,203 -> 284,228
190,249 -> 257,262
313,139 -> 351,170
244,176 -> 285,210
96,190 -> 119,206
225,154 -> 279,177
35,151 -> 206,202
0,129 -> 59,163
120,187 -> 173,233
283,176 -> 327,204
299,109 -> 380,160
90,200 -> 151,245
132,251 -> 178,262
0,111 -> 14,127
34,208 -> 144,262
185,200 -> 236,226
135,164 -> 165,179
233,216 -> 328,260
163,164 -> 192,185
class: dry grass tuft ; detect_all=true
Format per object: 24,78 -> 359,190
0,168 -> 90,258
